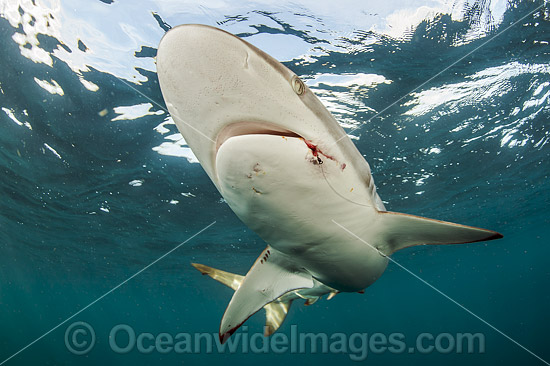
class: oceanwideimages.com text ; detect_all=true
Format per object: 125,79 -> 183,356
65,321 -> 485,361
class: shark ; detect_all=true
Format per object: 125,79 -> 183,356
156,24 -> 503,344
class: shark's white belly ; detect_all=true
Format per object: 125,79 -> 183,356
215,134 -> 388,291
157,24 -> 503,341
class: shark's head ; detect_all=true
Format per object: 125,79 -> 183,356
156,24 -> 377,207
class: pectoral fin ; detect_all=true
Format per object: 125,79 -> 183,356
375,211 -> 503,255
191,258 -> 303,341
219,246 -> 313,343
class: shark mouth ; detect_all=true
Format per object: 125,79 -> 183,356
215,121 -> 344,178
215,121 -> 302,153
215,121 -> 337,165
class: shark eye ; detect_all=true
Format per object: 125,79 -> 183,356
291,75 -> 305,95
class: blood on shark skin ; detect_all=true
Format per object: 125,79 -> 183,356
156,24 -> 503,343
302,138 -> 346,171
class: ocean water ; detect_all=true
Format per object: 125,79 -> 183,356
0,0 -> 549,365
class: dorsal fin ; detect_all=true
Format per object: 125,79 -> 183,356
191,262 -> 243,290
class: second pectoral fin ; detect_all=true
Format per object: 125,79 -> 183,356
219,246 -> 313,343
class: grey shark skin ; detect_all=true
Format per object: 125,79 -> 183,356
156,24 -> 502,343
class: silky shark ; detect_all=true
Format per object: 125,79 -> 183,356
156,24 -> 502,343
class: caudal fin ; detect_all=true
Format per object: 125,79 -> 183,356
374,211 -> 503,255
263,300 -> 293,336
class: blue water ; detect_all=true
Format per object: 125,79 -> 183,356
1,0 -> 549,365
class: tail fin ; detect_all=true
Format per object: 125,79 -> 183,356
263,300 -> 292,336
374,211 -> 503,255
191,248 -> 312,342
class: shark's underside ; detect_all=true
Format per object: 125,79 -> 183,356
156,24 -> 502,343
